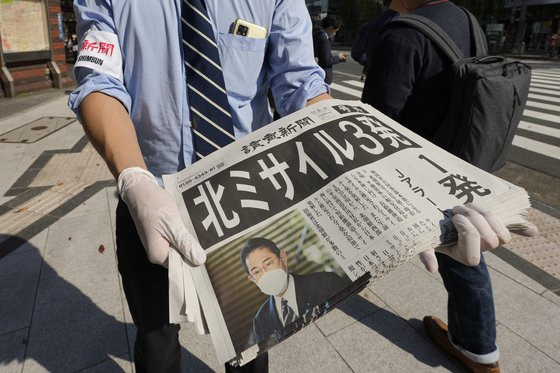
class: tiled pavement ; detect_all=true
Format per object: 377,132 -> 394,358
1,93 -> 559,372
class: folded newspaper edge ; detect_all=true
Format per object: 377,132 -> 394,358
163,99 -> 533,365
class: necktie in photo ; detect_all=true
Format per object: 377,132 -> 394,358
181,0 -> 236,159
281,298 -> 297,326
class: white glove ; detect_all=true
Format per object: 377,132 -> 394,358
418,203 -> 538,273
118,167 -> 206,267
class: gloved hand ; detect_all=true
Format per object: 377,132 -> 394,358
118,167 -> 206,267
418,203 -> 538,273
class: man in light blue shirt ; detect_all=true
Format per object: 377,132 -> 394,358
70,1 -> 330,372
69,1 -> 526,372
69,0 -> 329,179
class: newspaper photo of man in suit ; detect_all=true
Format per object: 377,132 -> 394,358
240,237 -> 350,344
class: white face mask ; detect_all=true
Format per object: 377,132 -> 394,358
256,268 -> 289,296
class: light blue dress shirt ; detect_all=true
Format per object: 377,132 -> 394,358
69,0 -> 328,179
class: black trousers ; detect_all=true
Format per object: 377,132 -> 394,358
319,66 -> 333,85
116,200 -> 268,372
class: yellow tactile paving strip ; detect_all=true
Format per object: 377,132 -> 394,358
0,182 -> 90,235
504,208 -> 560,279
29,143 -> 112,187
0,143 -> 112,237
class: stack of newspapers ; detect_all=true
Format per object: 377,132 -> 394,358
163,99 -> 532,366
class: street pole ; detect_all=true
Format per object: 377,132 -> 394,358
0,30 -> 16,98
514,0 -> 528,55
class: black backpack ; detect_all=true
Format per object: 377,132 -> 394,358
393,9 -> 531,172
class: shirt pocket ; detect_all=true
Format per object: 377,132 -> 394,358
217,33 -> 267,101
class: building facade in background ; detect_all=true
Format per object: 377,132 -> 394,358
306,0 -> 560,56
305,0 -> 385,45
501,0 -> 560,54
306,0 -> 331,21
1,0 -> 557,98
0,0 -> 74,98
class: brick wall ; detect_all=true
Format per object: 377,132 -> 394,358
0,0 -> 73,97
48,1 -> 68,73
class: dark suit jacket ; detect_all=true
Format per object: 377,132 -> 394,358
252,272 -> 349,343
313,29 -> 341,85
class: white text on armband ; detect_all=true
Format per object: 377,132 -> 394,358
77,55 -> 104,66
74,30 -> 123,82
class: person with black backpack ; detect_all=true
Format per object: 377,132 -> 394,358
361,1 -> 534,372
351,0 -> 399,79
363,1 -> 530,173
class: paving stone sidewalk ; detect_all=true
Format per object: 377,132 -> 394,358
1,93 -> 559,372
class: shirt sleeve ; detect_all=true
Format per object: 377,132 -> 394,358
68,0 -> 131,117
266,0 -> 329,117
362,30 -> 422,120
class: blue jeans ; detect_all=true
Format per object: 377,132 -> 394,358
436,252 -> 499,364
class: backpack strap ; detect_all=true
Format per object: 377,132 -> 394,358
391,14 -> 463,63
462,8 -> 488,57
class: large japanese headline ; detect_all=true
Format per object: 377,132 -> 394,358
182,110 -> 421,248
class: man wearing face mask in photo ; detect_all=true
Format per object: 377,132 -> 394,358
240,237 -> 350,344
